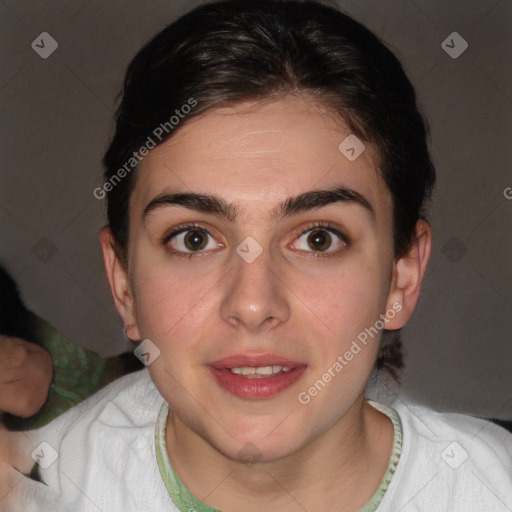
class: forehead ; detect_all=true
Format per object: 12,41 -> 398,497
131,95 -> 391,221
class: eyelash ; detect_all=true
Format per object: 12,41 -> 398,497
161,221 -> 349,260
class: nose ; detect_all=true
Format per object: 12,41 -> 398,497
220,245 -> 290,333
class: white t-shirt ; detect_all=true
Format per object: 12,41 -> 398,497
9,369 -> 512,512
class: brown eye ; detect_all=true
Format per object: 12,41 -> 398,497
183,230 -> 208,251
292,224 -> 348,255
166,226 -> 219,254
307,229 -> 332,252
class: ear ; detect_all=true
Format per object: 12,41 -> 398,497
99,227 -> 140,341
384,220 -> 432,330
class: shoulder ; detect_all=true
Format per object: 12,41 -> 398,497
17,370 -> 174,510
41,368 -> 159,437
394,399 -> 512,464
377,399 -> 512,511
36,371 -> 163,480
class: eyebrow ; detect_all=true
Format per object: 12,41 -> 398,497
143,185 -> 374,223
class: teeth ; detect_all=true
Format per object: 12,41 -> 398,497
229,365 -> 292,377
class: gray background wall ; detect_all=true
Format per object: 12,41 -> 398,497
1,0 -> 511,419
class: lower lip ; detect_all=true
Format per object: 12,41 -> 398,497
207,366 -> 307,399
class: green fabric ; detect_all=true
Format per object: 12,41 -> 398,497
5,312 -> 142,431
155,399 -> 403,512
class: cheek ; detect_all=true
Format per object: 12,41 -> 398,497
294,267 -> 386,415
300,259 -> 389,343
131,260 -> 215,342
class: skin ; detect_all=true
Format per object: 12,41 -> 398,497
0,335 -> 53,418
0,336 -> 53,508
100,94 -> 431,512
0,426 -> 28,505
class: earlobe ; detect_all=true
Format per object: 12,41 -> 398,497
98,227 -> 140,340
385,220 -> 432,330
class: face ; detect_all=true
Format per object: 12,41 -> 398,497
106,95 -> 408,462
0,336 -> 53,417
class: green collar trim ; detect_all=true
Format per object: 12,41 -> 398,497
155,405 -> 222,512
359,400 -> 403,512
155,400 -> 402,512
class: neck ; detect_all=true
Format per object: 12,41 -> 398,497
165,395 -> 394,512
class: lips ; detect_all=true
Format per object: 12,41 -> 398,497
208,354 -> 307,399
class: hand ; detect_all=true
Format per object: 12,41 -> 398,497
0,336 -> 29,369
0,336 -> 53,418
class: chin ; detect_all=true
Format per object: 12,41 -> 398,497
215,427 -> 305,465
231,441 -> 300,465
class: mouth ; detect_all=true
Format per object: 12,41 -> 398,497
208,355 -> 307,399
228,364 -> 294,378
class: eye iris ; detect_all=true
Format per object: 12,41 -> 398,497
308,229 -> 331,251
184,230 -> 207,251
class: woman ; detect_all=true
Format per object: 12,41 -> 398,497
12,1 -> 512,511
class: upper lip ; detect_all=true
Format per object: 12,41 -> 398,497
209,354 -> 306,369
